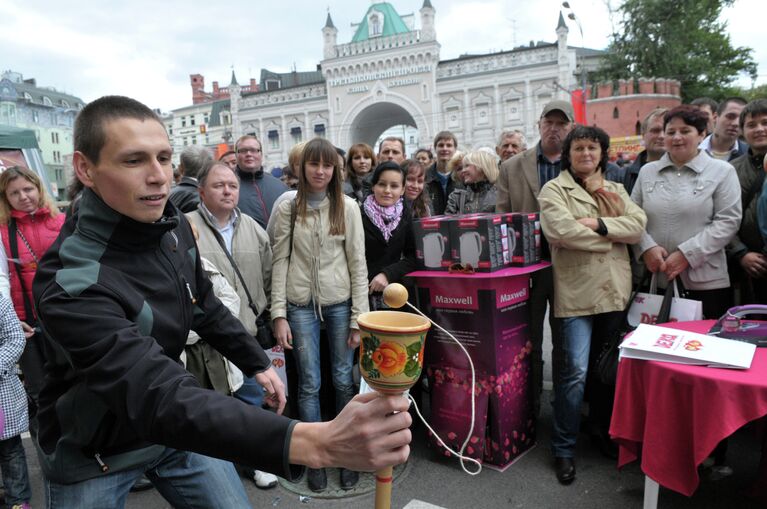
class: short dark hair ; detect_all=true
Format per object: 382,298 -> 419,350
218,150 -> 235,160
179,145 -> 213,179
740,99 -> 767,130
380,137 -> 405,154
370,160 -> 405,186
561,126 -> 610,175
74,96 -> 163,164
664,105 -> 709,134
690,97 -> 718,112
433,130 -> 457,149
716,96 -> 747,116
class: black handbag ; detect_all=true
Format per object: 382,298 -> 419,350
595,276 -> 681,385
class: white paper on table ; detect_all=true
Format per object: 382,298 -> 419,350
619,323 -> 756,369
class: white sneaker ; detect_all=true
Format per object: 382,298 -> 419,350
253,470 -> 278,489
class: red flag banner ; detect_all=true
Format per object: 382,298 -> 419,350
571,89 -> 587,125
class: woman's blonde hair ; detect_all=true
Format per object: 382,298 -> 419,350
0,166 -> 59,224
462,150 -> 500,184
447,151 -> 465,184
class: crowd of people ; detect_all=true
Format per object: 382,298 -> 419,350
0,91 -> 764,507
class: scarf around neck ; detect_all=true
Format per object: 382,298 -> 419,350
363,194 -> 403,242
575,170 -> 625,218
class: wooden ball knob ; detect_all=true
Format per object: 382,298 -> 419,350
383,283 -> 409,308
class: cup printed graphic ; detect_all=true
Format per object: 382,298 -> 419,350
424,232 -> 445,268
459,231 -> 482,266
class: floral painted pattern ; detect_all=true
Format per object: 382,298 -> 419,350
361,333 -> 424,380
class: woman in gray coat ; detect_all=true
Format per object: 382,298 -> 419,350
631,105 -> 741,318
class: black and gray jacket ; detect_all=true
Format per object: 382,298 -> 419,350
33,189 -> 300,483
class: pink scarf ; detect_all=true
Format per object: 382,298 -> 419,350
363,195 -> 403,242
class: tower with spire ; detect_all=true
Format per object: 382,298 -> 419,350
420,0 -> 435,41
323,11 -> 338,59
556,11 -> 571,98
228,69 -> 242,140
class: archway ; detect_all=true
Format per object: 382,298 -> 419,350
348,101 -> 418,149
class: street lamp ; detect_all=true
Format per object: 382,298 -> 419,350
561,2 -> 587,123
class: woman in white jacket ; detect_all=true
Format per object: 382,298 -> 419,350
271,138 -> 369,492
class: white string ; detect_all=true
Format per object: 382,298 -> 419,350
403,301 -> 482,476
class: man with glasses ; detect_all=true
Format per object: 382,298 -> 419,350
235,135 -> 287,229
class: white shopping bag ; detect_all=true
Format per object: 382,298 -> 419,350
627,276 -> 703,327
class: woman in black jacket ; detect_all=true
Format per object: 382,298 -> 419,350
361,161 -> 417,309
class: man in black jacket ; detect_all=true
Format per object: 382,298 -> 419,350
168,145 -> 212,212
33,96 -> 412,508
424,130 -> 458,215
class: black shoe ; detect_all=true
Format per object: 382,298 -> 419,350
339,468 -> 359,490
554,457 -> 576,485
593,432 -> 618,460
129,475 -> 154,492
307,468 -> 327,492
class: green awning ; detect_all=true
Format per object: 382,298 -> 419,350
0,125 -> 40,150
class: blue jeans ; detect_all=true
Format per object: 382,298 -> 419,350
551,311 -> 622,458
44,448 -> 250,509
0,435 -> 31,506
234,376 -> 264,408
288,300 -> 355,423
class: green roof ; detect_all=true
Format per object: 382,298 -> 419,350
352,3 -> 411,42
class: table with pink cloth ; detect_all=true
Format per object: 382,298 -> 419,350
609,319 -> 767,498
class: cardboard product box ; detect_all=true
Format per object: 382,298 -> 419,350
530,213 -> 542,263
519,212 -> 541,265
448,214 -> 505,272
425,355 -> 536,469
417,274 -> 531,375
425,365 -> 489,463
501,213 -> 533,266
413,216 -> 453,270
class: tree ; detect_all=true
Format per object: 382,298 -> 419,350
595,0 -> 758,101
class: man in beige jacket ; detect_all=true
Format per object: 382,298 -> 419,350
496,100 -> 574,417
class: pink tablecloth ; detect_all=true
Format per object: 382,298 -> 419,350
610,320 -> 767,496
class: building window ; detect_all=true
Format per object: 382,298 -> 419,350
265,80 -> 280,91
32,111 -> 38,123
181,117 -> 186,127
613,107 -> 619,119
290,127 -> 302,144
43,96 -> 52,106
314,124 -> 326,138
191,117 -> 196,126
191,136 -> 197,145
183,137 -> 188,146
268,130 -> 279,150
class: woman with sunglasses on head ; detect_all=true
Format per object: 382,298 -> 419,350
0,167 -> 65,427
270,138 -> 369,493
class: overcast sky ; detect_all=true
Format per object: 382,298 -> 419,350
2,0 -> 764,111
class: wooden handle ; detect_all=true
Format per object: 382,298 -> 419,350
374,465 -> 394,509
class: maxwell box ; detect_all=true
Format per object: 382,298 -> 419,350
417,274 -> 531,374
426,362 -> 536,470
414,216 -> 453,270
502,213 -> 538,266
448,214 -> 505,272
